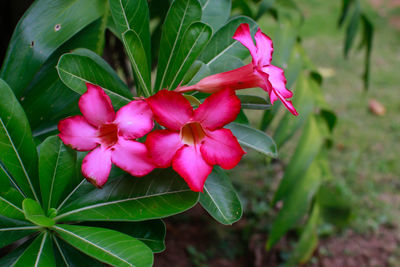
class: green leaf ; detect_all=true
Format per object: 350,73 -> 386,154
273,73 -> 316,148
57,48 -> 132,109
0,239 -> 33,266
11,232 -> 55,267
109,0 -> 151,64
238,95 -> 271,110
122,30 -> 152,96
344,2 -> 360,57
338,0 -> 354,26
198,16 -> 257,73
155,0 -> 202,91
226,122 -> 277,158
0,0 -> 106,98
271,19 -> 298,68
22,199 -> 54,227
316,181 -> 353,227
39,136 -> 77,212
22,18 -> 108,133
0,188 -> 25,220
54,224 -> 153,267
360,14 -> 373,90
0,215 -> 39,249
164,22 -> 212,90
285,43 -> 304,89
288,204 -> 320,264
199,0 -> 231,31
267,159 -> 322,249
0,79 -> 39,201
200,167 -> 242,225
82,220 -> 166,252
53,236 -> 104,267
55,168 -> 199,222
273,116 -> 324,204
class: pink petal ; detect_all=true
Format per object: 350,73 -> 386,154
254,28 -> 273,66
115,100 -> 154,139
145,130 -> 183,168
233,23 -> 258,65
146,90 -> 193,131
82,147 -> 112,188
172,145 -> 213,192
58,116 -> 98,151
79,83 -> 116,127
262,66 -> 293,98
201,128 -> 245,169
175,64 -> 263,93
193,88 -> 241,131
257,67 -> 298,116
111,138 -> 155,177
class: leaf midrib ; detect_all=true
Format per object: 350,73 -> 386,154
54,226 -> 134,266
157,0 -> 191,91
55,188 -> 192,220
0,118 -> 38,202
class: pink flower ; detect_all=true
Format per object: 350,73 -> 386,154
176,23 -> 298,116
145,88 -> 245,192
58,83 -> 155,188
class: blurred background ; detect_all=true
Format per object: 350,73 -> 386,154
1,0 -> 399,266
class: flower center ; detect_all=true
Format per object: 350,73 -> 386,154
180,122 -> 206,146
98,123 -> 119,148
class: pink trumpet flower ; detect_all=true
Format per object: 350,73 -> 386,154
145,89 -> 245,192
175,23 -> 298,116
58,83 -> 155,188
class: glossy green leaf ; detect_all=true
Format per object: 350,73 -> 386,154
273,116 -> 324,204
57,48 -> 132,109
55,168 -> 199,222
198,16 -> 257,73
39,136 -> 77,212
165,22 -> 212,90
0,0 -> 106,98
288,204 -> 320,264
109,0 -> 151,64
226,122 -> 277,158
0,188 -> 25,220
122,30 -> 152,96
238,95 -> 271,110
53,236 -> 104,267
200,167 -> 242,225
199,0 -> 231,31
0,239 -> 33,266
82,220 -> 166,252
22,199 -> 54,227
0,79 -> 39,201
11,232 -> 55,267
54,224 -> 153,267
267,159 -> 322,249
155,0 -> 202,91
22,18 -> 108,133
0,215 -> 39,249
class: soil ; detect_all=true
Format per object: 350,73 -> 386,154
154,206 -> 400,267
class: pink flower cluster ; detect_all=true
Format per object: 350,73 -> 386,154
58,24 -> 297,192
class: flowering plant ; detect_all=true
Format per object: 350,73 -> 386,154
0,0 -> 363,265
